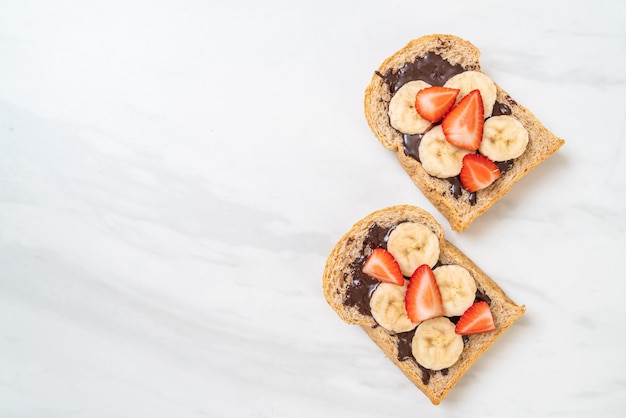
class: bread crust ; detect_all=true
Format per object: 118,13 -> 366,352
322,205 -> 525,404
364,34 -> 565,232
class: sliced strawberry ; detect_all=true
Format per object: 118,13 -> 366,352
405,264 -> 443,322
441,89 -> 484,150
361,248 -> 404,285
414,86 -> 460,123
455,301 -> 496,335
459,153 -> 501,192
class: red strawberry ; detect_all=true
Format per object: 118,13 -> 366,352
441,89 -> 484,150
459,153 -> 501,192
361,248 -> 404,286
455,301 -> 496,335
414,86 -> 460,123
405,264 -> 443,322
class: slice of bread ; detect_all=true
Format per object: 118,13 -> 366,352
322,205 -> 525,405
364,34 -> 565,232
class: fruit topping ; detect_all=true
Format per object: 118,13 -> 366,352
405,264 -> 443,322
370,282 -> 419,333
386,222 -> 440,276
415,86 -> 460,123
442,89 -> 485,151
479,115 -> 529,161
443,71 -> 497,117
412,317 -> 464,370
459,153 -> 501,192
361,248 -> 405,286
388,80 -> 433,135
433,264 -> 477,317
418,125 -> 472,178
455,301 -> 496,335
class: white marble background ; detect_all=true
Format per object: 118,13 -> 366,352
1,0 -> 625,416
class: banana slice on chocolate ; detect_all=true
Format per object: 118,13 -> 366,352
388,80 -> 433,135
444,71 -> 497,117
479,115 -> 529,161
418,125 -> 473,178
387,222 -> 440,277
412,317 -> 464,370
369,282 -> 419,333
433,265 -> 477,317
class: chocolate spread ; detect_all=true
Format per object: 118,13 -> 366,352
345,222 -> 493,385
344,223 -> 396,316
378,52 -> 518,206
492,101 -> 513,116
377,52 -> 466,94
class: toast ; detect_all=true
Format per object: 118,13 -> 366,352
322,205 -> 525,404
364,34 -> 565,232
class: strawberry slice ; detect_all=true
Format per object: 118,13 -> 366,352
455,301 -> 496,335
442,89 -> 484,150
459,153 -> 501,192
361,248 -> 404,285
405,264 -> 443,322
414,86 -> 460,123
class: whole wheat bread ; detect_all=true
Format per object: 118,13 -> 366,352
364,34 -> 565,232
322,205 -> 525,404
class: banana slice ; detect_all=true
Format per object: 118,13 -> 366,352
444,71 -> 497,117
412,317 -> 464,370
387,222 -> 440,277
479,115 -> 529,161
433,265 -> 477,317
419,125 -> 473,178
369,282 -> 419,333
388,80 -> 433,134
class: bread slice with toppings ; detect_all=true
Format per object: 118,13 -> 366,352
364,34 -> 565,232
322,205 -> 525,405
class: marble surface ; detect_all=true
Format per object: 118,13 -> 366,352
1,1 -> 625,416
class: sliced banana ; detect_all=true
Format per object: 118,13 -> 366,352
433,265 -> 477,317
369,282 -> 419,333
388,80 -> 433,135
479,115 -> 529,161
418,125 -> 473,178
444,71 -> 497,117
412,317 -> 464,370
387,222 -> 440,277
